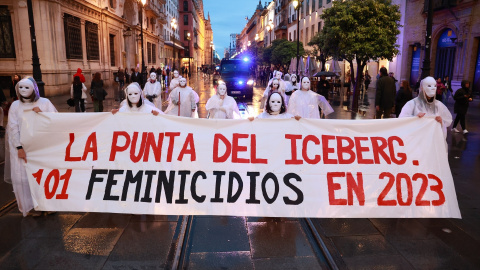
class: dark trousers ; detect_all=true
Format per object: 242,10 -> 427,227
453,113 -> 466,130
94,100 -> 104,112
74,98 -> 85,112
376,107 -> 393,119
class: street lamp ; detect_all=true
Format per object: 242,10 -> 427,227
186,32 -> 191,77
139,0 -> 147,87
266,20 -> 274,46
292,0 -> 303,77
171,17 -> 177,71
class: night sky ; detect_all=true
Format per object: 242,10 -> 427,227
203,0 -> 264,57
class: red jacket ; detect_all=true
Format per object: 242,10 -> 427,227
73,68 -> 86,83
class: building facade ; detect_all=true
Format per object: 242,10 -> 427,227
0,0 -> 167,96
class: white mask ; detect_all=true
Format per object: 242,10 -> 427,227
217,84 -> 227,96
421,77 -> 437,98
18,79 -> 35,98
272,79 -> 279,89
179,78 -> 187,87
174,70 -> 179,78
150,73 -> 156,81
301,77 -> 310,90
127,86 -> 141,104
276,71 -> 283,80
291,75 -> 297,83
269,93 -> 282,114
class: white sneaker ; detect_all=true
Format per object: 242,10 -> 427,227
452,128 -> 460,133
463,129 -> 468,134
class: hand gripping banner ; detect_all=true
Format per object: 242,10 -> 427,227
21,112 -> 461,218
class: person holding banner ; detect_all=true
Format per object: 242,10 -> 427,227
205,82 -> 240,119
113,83 -> 163,115
256,92 -> 300,120
143,72 -> 162,110
5,77 -> 57,217
287,77 -> 334,119
399,76 -> 452,139
165,77 -> 197,117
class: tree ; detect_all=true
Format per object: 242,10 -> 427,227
309,0 -> 401,111
261,39 -> 305,69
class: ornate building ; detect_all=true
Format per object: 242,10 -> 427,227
0,0 -> 166,96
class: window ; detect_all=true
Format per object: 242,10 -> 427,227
147,42 -> 152,63
312,0 -> 315,11
300,29 -> 303,43
311,25 -> 314,40
305,27 -> 308,44
184,30 -> 188,40
184,14 -> 188,25
152,44 -> 156,64
85,21 -> 99,60
294,30 -> 296,41
0,6 -> 15,58
183,1 -> 188,11
326,0 -> 331,3
289,32 -> 291,41
318,0 -> 322,7
109,34 -> 115,66
318,21 -> 322,33
109,0 -> 116,9
64,14 -> 82,59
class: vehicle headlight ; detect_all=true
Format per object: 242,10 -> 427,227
238,81 -> 244,85
247,80 -> 254,85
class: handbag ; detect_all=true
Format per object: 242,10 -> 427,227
67,98 -> 75,107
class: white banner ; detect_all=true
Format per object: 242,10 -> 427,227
21,112 -> 461,218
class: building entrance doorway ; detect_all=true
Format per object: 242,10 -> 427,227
435,28 -> 456,80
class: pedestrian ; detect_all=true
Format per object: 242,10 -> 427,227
5,77 -> 57,216
130,67 -> 143,86
70,76 -> 87,112
436,77 -> 446,103
165,77 -> 197,117
125,68 -> 130,84
150,66 -> 156,75
395,80 -> 413,117
452,80 -> 473,134
10,74 -> 21,101
169,70 -> 181,91
112,83 -> 163,115
316,75 -> 331,101
73,68 -> 86,83
205,82 -> 240,119
375,67 -> 396,119
117,67 -> 125,90
90,72 -> 107,112
287,77 -> 334,119
162,68 -> 167,87
399,76 -> 452,141
364,70 -> 372,91
443,75 -> 453,105
143,72 -> 162,111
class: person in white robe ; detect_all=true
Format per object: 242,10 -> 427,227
205,82 -> 240,119
399,76 -> 452,141
143,72 -> 162,110
165,77 -> 197,117
266,71 -> 287,98
256,92 -> 299,119
113,83 -> 163,115
287,77 -> 334,119
5,77 -> 57,216
261,78 -> 284,109
169,70 -> 181,92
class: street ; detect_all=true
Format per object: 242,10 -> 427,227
0,73 -> 479,269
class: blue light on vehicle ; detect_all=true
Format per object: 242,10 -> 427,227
238,80 -> 244,85
243,57 -> 249,62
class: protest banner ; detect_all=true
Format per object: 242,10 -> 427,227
21,112 -> 461,218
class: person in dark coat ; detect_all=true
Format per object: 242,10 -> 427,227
316,75 -> 331,101
124,68 -> 130,84
10,74 -> 21,101
364,70 -> 371,91
375,67 -> 397,119
452,80 -> 473,134
130,67 -> 143,87
90,72 -> 107,112
395,80 -> 413,117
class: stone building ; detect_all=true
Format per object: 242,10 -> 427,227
400,0 -> 480,93
0,0 -> 167,96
